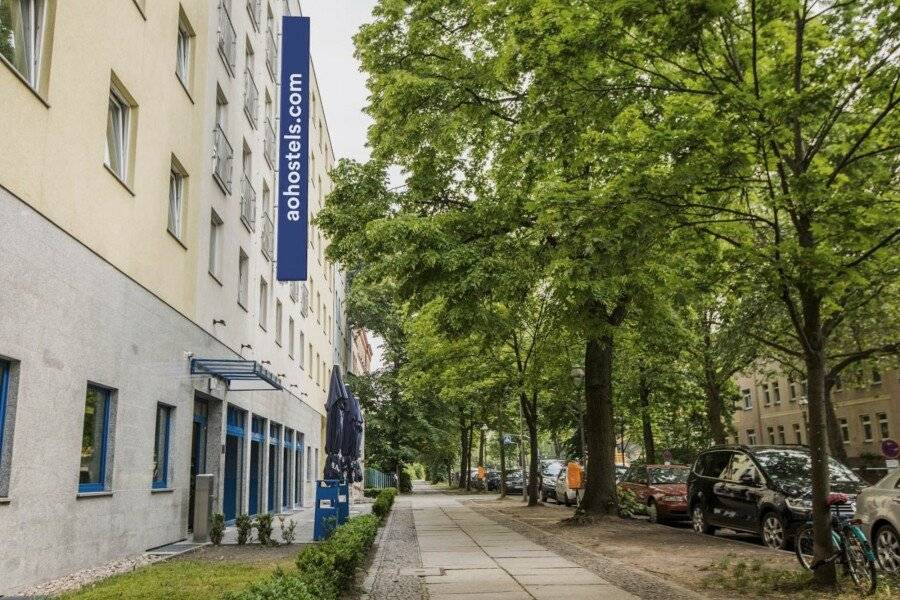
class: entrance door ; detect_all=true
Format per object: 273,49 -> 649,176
188,398 -> 208,531
295,447 -> 303,506
282,446 -> 290,510
267,445 -> 276,512
224,405 -> 246,524
249,441 -> 261,515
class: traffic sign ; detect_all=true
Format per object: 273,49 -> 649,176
881,438 -> 899,460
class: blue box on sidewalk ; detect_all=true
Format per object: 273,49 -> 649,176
313,479 -> 349,540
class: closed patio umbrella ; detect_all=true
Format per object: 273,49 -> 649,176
341,384 -> 364,482
323,366 -> 348,480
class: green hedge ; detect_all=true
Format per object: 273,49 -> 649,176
224,515 -> 380,600
371,487 -> 398,521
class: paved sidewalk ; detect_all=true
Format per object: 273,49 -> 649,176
374,484 -> 638,600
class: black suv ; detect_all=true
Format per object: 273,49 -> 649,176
539,460 -> 566,503
687,445 -> 864,550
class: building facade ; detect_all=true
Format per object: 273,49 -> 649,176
731,366 -> 899,474
350,328 -> 374,377
0,0 -> 347,592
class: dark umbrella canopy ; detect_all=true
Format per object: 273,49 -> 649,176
341,384 -> 364,482
323,366 -> 348,479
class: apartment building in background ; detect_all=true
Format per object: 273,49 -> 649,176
0,0 -> 356,592
731,365 -> 899,476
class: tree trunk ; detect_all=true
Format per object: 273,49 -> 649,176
458,419 -> 468,490
823,382 -> 847,463
499,429 -> 507,498
464,423 -> 474,491
800,297 -> 837,587
478,427 -> 485,467
579,335 -> 619,516
639,367 -> 656,463
704,380 -> 727,445
521,391 -> 540,506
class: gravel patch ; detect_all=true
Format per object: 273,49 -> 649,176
359,506 -> 424,600
467,501 -> 710,600
12,554 -> 163,598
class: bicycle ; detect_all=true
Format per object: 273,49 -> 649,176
794,492 -> 878,595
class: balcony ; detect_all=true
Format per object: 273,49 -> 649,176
217,1 -> 236,75
265,28 -> 278,79
247,0 -> 262,31
240,175 -> 257,231
261,211 -> 274,260
264,118 -> 276,167
213,124 -> 233,193
243,67 -> 259,128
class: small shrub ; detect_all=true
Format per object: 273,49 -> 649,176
223,568 -> 314,600
255,513 -> 276,546
295,515 -> 380,599
236,514 -> 253,545
617,488 -> 647,518
371,487 -> 398,521
210,513 -> 225,545
399,470 -> 412,493
279,515 -> 297,545
363,488 -> 380,498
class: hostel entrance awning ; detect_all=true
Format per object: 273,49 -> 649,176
190,358 -> 282,391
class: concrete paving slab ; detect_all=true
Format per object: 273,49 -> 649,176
425,580 -> 523,594
426,591 -> 532,600
513,568 -> 607,586
494,556 -> 579,573
526,584 -> 640,600
424,568 -> 517,585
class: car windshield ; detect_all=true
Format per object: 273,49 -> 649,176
543,462 -> 564,476
753,449 -> 861,486
649,467 -> 688,484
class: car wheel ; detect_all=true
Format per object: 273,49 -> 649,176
761,512 -> 789,551
564,493 -> 572,507
691,505 -> 715,535
647,500 -> 659,524
874,523 -> 900,574
540,490 -> 548,503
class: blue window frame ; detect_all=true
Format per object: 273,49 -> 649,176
0,361 -> 9,458
79,385 -> 111,493
152,404 -> 173,489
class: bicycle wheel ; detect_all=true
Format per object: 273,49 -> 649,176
844,533 -> 878,595
795,524 -> 816,570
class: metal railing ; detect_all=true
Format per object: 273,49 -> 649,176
217,1 -> 236,74
240,175 -> 257,231
300,283 -> 309,317
365,468 -> 395,490
265,28 -> 278,78
247,0 -> 262,31
290,281 -> 299,302
243,67 -> 259,128
264,118 -> 276,167
261,211 -> 275,260
213,124 -> 233,192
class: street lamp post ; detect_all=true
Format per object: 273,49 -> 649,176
570,366 -> 585,460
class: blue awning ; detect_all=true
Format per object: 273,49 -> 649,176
190,358 -> 282,391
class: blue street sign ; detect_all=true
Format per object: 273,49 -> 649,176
276,16 -> 310,281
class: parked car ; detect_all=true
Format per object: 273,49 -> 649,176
505,469 -> 525,494
485,469 -> 501,491
619,464 -> 690,523
540,459 -> 566,503
855,468 -> 900,573
615,465 -> 628,482
554,469 -> 577,506
688,445 -> 865,550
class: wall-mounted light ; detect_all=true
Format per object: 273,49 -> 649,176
277,373 -> 286,378
240,344 -> 253,351
213,319 -> 226,326
289,384 -> 299,388
261,360 -> 272,365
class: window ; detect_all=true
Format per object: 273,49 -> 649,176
872,369 -> 882,386
213,89 -> 233,192
762,383 -> 770,406
105,84 -> 132,182
79,385 -> 112,493
288,317 -> 295,358
793,423 -> 802,444
772,381 -> 781,405
306,447 -> 312,481
208,210 -> 223,279
298,332 -> 305,366
839,418 -> 850,443
741,388 -> 752,410
0,0 -> 45,88
725,453 -> 759,483
274,299 -> 282,345
175,10 -> 194,89
315,352 -> 321,385
777,425 -> 786,445
746,429 -> 757,445
767,426 -> 775,445
860,415 -> 873,442
0,360 -> 10,479
238,249 -> 249,308
258,277 -> 268,329
877,413 -> 889,439
316,292 -> 321,322
152,405 -> 173,489
307,342 -> 313,374
168,162 -> 186,240
789,379 -> 797,401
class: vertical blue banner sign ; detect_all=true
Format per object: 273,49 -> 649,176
276,16 -> 310,281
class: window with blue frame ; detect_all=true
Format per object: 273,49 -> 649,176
152,404 -> 173,489
79,385 -> 112,493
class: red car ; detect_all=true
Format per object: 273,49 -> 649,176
618,464 -> 690,523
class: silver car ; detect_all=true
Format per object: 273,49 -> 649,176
855,468 -> 900,574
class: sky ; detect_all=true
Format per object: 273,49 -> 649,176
300,1 -> 385,371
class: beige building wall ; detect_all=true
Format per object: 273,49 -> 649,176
731,366 -> 899,467
0,0 -> 209,317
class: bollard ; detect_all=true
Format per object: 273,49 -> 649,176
193,473 -> 215,543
